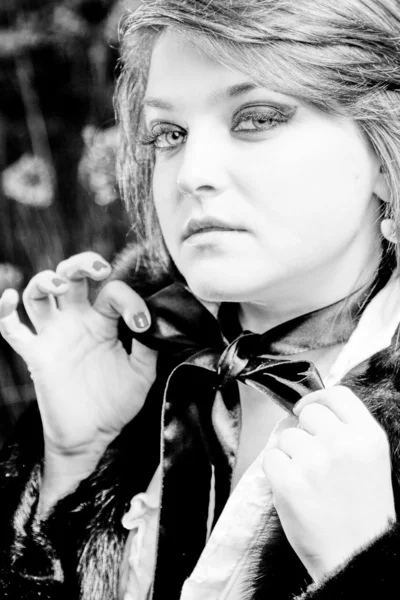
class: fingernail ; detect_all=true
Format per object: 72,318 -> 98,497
92,261 -> 109,272
133,312 -> 149,329
52,277 -> 66,287
292,400 -> 301,415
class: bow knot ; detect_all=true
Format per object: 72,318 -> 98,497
216,332 -> 257,388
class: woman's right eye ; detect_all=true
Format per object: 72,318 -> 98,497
141,125 -> 187,151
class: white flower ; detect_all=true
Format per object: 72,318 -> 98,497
51,6 -> 89,40
79,126 -> 119,206
2,154 -> 54,208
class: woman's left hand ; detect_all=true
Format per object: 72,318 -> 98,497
263,385 -> 395,582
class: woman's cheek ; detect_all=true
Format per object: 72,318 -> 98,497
152,175 -> 180,251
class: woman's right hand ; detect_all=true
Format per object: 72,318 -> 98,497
0,252 -> 157,497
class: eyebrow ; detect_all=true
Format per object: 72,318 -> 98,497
143,82 -> 260,110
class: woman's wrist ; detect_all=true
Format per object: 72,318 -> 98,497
307,517 -> 396,584
38,439 -> 112,519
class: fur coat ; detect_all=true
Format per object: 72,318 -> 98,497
0,245 -> 400,600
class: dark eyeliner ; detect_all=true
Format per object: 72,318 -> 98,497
140,132 -> 159,146
232,103 -> 297,129
139,122 -> 187,149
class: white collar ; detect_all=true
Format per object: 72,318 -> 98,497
325,274 -> 400,386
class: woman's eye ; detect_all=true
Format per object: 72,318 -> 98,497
232,109 -> 289,133
140,125 -> 187,152
155,130 -> 186,149
150,128 -> 186,151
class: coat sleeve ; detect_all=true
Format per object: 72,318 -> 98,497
0,371 -> 164,600
0,405 -> 73,599
295,522 -> 400,599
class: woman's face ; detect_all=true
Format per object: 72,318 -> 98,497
144,31 -> 384,308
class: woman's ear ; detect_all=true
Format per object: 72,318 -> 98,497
374,166 -> 390,203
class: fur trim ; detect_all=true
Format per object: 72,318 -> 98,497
107,242 -> 173,297
295,522 -> 400,599
246,511 -> 311,600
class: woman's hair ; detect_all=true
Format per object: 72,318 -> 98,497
115,0 -> 400,281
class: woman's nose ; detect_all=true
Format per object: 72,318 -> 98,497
176,127 -> 228,199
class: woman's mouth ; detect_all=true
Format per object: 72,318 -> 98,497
182,217 -> 247,242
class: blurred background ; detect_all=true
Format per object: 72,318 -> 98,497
0,0 -> 141,447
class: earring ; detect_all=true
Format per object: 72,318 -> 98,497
381,218 -> 398,243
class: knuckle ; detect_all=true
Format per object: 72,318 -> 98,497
110,281 -> 146,306
95,281 -> 149,324
56,252 -> 108,274
324,385 -> 352,405
101,280 -> 135,300
55,258 -> 70,273
299,403 -> 314,416
31,270 -> 55,283
298,403 -> 317,422
83,250 -> 107,261
278,428 -> 296,446
101,279 -> 127,293
69,251 -> 102,262
56,255 -> 88,274
23,271 -> 55,296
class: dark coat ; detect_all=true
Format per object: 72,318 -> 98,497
0,245 -> 400,600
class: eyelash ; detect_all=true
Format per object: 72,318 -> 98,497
140,124 -> 187,152
140,107 -> 291,153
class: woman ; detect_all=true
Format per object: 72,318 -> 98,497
0,0 -> 399,598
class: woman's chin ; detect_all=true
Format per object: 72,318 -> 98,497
184,272 -> 256,304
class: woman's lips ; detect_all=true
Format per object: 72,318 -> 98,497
182,217 -> 247,242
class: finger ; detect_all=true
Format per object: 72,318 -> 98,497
93,280 -> 151,332
263,447 -> 295,489
293,385 -> 372,426
0,288 -> 19,318
298,403 -> 342,437
56,252 -> 112,307
277,426 -> 317,460
0,299 -> 36,358
22,271 -> 68,332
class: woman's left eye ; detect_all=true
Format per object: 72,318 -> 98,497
232,109 -> 290,133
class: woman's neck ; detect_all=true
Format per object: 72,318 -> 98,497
238,252 -> 381,334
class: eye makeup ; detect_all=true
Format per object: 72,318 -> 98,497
140,98 -> 298,151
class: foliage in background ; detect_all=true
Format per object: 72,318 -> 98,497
0,0 -> 141,446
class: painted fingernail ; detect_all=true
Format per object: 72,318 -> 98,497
133,312 -> 149,329
92,261 -> 109,272
52,278 -> 66,287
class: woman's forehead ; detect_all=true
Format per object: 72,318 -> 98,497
144,30 -> 299,110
